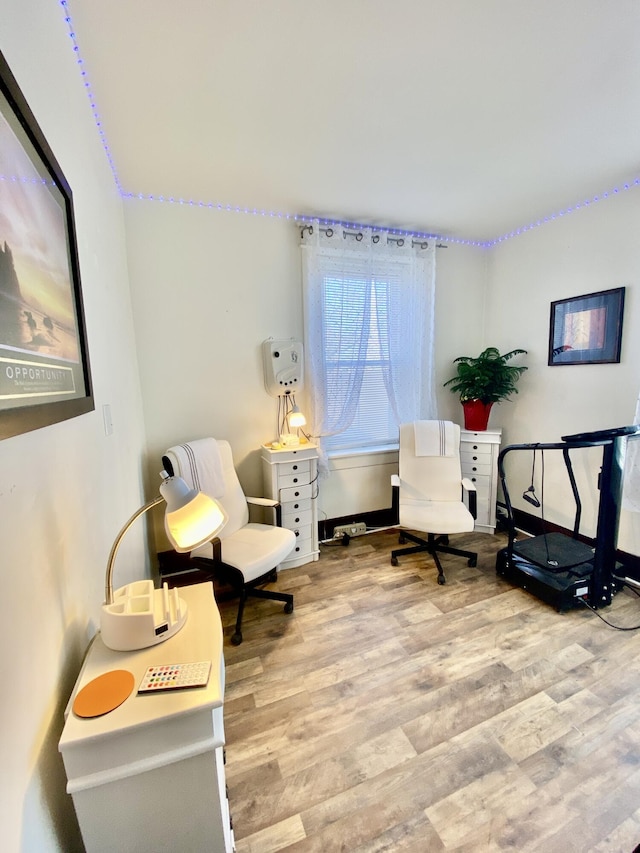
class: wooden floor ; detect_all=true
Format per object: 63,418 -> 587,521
217,528 -> 640,852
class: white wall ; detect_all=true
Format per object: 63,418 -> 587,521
486,188 -> 640,554
124,206 -> 489,535
0,2 -> 146,850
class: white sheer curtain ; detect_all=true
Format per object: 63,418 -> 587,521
301,220 -> 437,462
623,393 -> 640,512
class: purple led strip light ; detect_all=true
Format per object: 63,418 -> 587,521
60,0 -> 121,192
60,1 -> 640,249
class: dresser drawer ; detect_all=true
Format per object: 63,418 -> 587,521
278,471 -> 312,489
461,456 -> 493,476
280,483 -> 314,503
282,507 -> 313,529
275,459 -> 311,480
460,441 -> 493,456
285,533 -> 313,561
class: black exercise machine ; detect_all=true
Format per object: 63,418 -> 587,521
496,425 -> 640,611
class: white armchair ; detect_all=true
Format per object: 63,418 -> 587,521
163,438 -> 295,645
390,421 -> 478,584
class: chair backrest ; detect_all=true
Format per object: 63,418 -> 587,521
399,421 -> 464,503
163,439 -> 249,539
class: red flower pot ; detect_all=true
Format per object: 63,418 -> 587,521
462,400 -> 493,431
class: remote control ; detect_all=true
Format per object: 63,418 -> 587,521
138,660 -> 212,693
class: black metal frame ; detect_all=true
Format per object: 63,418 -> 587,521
497,425 -> 639,610
0,50 -> 93,440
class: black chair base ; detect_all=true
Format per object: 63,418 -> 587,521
391,531 -> 477,584
231,578 -> 294,646
193,556 -> 293,645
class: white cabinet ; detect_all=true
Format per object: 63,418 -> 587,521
261,443 -> 319,569
460,428 -> 502,534
59,583 -> 234,853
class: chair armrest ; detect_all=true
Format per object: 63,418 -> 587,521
246,496 -> 279,508
246,495 -> 283,526
461,478 -> 477,520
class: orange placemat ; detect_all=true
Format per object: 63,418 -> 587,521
73,669 -> 135,718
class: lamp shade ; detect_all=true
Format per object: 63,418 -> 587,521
160,474 -> 228,553
101,473 -> 228,651
288,405 -> 306,428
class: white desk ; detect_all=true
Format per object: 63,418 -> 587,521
59,582 -> 234,852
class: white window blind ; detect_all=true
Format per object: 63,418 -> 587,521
301,223 -> 437,457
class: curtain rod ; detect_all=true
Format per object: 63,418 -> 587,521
300,223 -> 447,248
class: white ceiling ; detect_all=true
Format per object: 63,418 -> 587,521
66,0 -> 640,243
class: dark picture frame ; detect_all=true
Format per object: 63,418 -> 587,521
0,50 -> 93,440
548,287 -> 625,366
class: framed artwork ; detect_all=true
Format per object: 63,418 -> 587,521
0,50 -> 93,440
548,287 -> 625,366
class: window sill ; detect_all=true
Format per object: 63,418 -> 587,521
326,445 -> 399,471
327,444 -> 398,459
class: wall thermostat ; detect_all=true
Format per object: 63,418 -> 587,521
262,338 -> 304,397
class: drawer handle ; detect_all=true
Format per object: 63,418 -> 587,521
472,467 -> 477,471
294,517 -> 300,523
293,503 -> 299,509
293,477 -> 298,483
294,530 -> 300,537
472,477 -> 477,482
294,491 -> 300,497
473,445 -> 478,450
295,546 -> 300,552
292,464 -> 298,470
472,456 -> 478,461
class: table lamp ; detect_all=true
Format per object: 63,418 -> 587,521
280,404 -> 307,447
100,470 -> 227,651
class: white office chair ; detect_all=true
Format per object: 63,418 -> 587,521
390,421 -> 478,584
162,438 -> 296,645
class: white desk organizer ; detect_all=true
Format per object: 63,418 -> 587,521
100,579 -> 187,651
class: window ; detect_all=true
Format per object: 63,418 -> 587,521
301,223 -> 436,455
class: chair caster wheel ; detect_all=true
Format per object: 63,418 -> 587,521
391,557 -> 398,566
437,576 -> 446,585
269,570 -> 277,582
399,535 -> 406,544
468,558 -> 477,567
284,601 -> 294,614
231,632 -> 243,646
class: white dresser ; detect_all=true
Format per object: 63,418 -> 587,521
460,428 -> 502,534
59,583 -> 234,853
261,442 -> 319,569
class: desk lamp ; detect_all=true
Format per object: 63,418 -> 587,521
279,403 -> 307,446
100,470 -> 227,651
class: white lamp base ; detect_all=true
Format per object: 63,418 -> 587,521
101,580 -> 188,651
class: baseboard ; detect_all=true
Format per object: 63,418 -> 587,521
505,505 -> 640,580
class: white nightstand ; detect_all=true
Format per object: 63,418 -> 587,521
460,428 -> 502,534
261,442 -> 319,568
59,583 -> 234,853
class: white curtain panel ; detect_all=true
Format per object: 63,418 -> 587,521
300,220 -> 436,459
623,393 -> 640,512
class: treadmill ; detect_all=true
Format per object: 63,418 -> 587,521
496,425 -> 640,611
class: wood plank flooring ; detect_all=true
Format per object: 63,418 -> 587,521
216,528 -> 640,852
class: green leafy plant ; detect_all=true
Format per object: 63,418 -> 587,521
443,347 -> 528,404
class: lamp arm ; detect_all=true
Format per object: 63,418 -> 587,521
104,495 -> 164,605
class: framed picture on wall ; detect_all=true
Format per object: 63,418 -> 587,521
0,50 -> 93,440
548,287 -> 625,366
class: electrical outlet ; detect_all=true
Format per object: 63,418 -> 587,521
333,522 -> 367,539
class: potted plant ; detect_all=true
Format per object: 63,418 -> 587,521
443,346 -> 528,430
